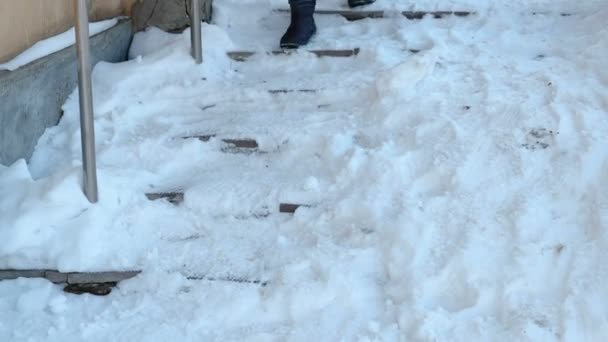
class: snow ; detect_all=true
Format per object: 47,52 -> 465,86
1,0 -> 608,340
0,18 -> 119,71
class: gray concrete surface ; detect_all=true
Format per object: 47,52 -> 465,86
0,19 -> 133,167
67,271 -> 141,284
0,269 -> 46,280
0,269 -> 140,284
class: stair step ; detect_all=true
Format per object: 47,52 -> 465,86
275,9 -> 474,20
185,275 -> 269,287
65,271 -> 141,284
531,11 -> 573,16
181,135 -> 260,150
222,138 -> 259,149
146,192 -> 185,205
146,193 -> 312,214
227,48 -> 360,61
0,269 -> 140,284
279,203 -> 312,213
268,89 -> 317,94
0,269 -> 46,280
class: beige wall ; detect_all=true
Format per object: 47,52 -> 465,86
0,0 -> 137,63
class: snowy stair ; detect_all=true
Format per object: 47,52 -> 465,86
267,89 -> 317,94
145,192 -> 185,205
0,268 -> 271,295
226,7 -> 478,61
145,191 -> 312,215
183,274 -> 269,287
279,203 -> 313,214
275,9 -> 474,20
0,270 -> 141,295
144,5 -> 478,291
0,270 -> 140,284
181,134 -> 260,151
227,48 -> 361,62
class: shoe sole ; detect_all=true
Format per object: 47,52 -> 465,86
280,43 -> 300,49
349,0 -> 375,8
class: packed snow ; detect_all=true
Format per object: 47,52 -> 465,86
0,18 -> 119,71
1,0 -> 607,340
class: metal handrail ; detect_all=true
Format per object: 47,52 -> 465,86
191,0 -> 203,63
74,0 -> 98,203
73,0 -> 203,203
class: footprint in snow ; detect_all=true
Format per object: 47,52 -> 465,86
522,128 -> 558,151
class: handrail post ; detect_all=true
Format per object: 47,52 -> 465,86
74,0 -> 99,203
191,0 -> 203,63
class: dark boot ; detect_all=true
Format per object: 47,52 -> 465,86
280,0 -> 317,49
348,0 -> 375,8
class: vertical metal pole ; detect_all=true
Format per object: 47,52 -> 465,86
74,0 -> 99,203
191,0 -> 203,64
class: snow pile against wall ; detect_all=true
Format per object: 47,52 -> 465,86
0,19 -> 119,71
0,20 -> 133,167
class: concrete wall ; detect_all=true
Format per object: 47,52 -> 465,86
0,0 -> 137,63
0,20 -> 133,166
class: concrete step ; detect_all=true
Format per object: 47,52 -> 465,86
145,192 -> 185,205
0,269 -> 141,296
145,192 -> 312,214
0,269 -> 140,284
279,203 -> 312,214
185,274 -> 269,287
268,89 -> 317,94
0,269 -> 267,294
275,9 -> 474,20
180,135 -> 261,153
227,48 -> 360,61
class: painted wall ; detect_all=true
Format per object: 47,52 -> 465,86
0,0 -> 137,63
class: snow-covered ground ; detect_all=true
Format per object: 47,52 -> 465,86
1,0 -> 607,340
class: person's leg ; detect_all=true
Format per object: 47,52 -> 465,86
348,0 -> 375,8
280,0 -> 317,49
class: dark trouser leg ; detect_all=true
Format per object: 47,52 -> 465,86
280,0 -> 317,49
